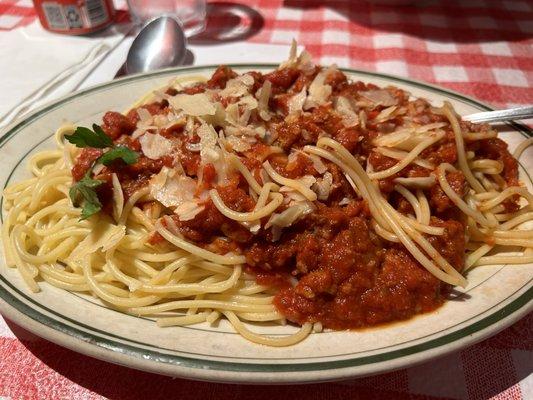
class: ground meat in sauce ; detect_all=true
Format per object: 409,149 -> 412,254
71,148 -> 103,181
70,64 -> 521,331
246,201 -> 458,329
429,170 -> 466,213
101,111 -> 136,139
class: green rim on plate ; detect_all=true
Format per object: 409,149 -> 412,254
0,65 -> 531,382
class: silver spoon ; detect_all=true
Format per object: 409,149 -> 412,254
463,106 -> 533,124
123,16 -> 187,76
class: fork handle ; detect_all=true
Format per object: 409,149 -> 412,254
463,106 -> 533,124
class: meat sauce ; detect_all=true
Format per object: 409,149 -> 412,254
71,66 -> 519,330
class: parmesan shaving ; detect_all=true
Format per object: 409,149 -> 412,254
226,135 -> 252,152
279,39 -> 314,72
238,106 -> 252,127
359,110 -> 367,130
225,103 -> 240,125
256,80 -> 272,121
304,67 -> 334,110
175,201 -> 205,221
308,153 -> 327,174
287,150 -> 298,165
374,106 -> 397,123
299,175 -> 317,188
67,223 -> 125,262
131,128 -> 145,140
238,95 -> 258,110
185,142 -> 202,152
111,173 -> 124,222
92,163 -> 105,176
334,96 -> 359,127
169,93 -> 216,116
226,124 -> 264,139
265,202 -> 315,229
339,197 -> 351,206
288,86 -> 307,115
220,74 -> 254,98
313,172 -> 333,200
279,39 -> 298,68
139,133 -> 173,160
149,167 -> 196,208
197,123 -> 220,164
137,107 -> 153,125
161,114 -> 186,130
360,89 -> 397,107
202,102 -> 226,127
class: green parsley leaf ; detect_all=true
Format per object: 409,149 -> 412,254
69,174 -> 104,220
65,124 -> 113,148
66,122 -> 139,219
80,199 -> 102,220
98,146 -> 139,166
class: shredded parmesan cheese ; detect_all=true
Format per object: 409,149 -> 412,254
334,96 -> 359,127
338,197 -> 351,206
360,89 -> 397,107
149,167 -> 197,208
220,74 -> 254,98
307,153 -> 327,174
304,67 -> 334,110
279,39 -> 314,72
197,123 -> 220,164
139,133 -> 173,160
265,202 -> 315,229
67,223 -> 125,262
313,172 -> 333,200
256,80 -> 272,121
226,135 -> 252,152
136,107 -> 153,125
374,106 -> 398,123
169,93 -> 216,116
175,201 -> 205,221
288,87 -> 307,114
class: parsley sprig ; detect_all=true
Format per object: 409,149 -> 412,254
65,124 -> 113,148
67,124 -> 139,220
69,173 -> 105,220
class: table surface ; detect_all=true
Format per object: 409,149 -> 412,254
0,0 -> 532,399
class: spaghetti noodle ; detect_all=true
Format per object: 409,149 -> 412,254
2,47 -> 532,345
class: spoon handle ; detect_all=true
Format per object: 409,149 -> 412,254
463,106 -> 533,124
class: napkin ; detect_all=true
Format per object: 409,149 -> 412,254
189,42 -> 296,65
0,21 -> 127,129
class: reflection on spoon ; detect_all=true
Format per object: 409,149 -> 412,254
123,16 -> 188,76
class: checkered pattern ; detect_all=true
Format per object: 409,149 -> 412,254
246,0 -> 533,109
0,0 -> 532,398
0,314 -> 530,400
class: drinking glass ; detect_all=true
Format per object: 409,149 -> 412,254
127,0 -> 206,36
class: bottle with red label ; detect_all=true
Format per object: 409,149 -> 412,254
32,0 -> 116,35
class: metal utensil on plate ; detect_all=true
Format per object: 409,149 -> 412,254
463,106 -> 533,124
116,16 -> 187,77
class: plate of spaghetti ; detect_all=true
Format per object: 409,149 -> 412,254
1,47 -> 532,383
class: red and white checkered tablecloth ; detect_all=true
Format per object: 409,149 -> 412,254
0,0 -> 532,399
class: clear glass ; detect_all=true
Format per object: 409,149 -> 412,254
126,0 -> 206,36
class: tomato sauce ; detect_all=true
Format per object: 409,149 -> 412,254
70,65 -> 521,331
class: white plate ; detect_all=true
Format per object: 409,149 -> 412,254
0,65 -> 532,384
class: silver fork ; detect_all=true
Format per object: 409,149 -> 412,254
463,106 -> 533,124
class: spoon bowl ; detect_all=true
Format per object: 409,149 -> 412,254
125,16 -> 187,75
